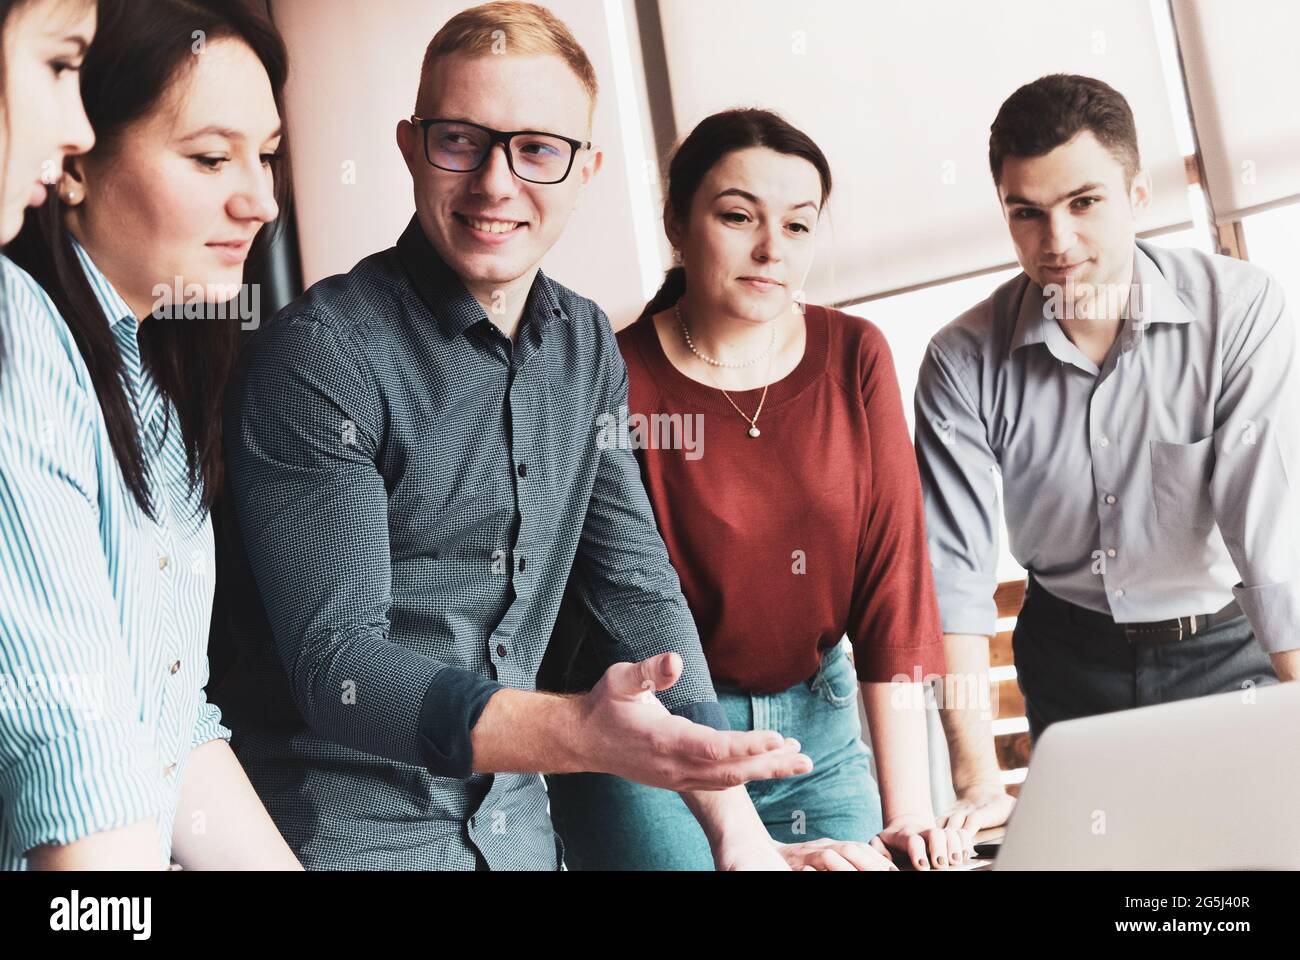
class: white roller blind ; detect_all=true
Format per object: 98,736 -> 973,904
656,0 -> 1192,302
1171,0 -> 1300,224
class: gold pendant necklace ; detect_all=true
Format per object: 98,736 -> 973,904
677,302 -> 777,438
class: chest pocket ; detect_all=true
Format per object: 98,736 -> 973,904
1149,436 -> 1215,532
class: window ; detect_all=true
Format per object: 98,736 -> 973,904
842,269 -> 1022,582
1241,203 -> 1300,313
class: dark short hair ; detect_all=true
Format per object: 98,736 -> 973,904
988,74 -> 1141,185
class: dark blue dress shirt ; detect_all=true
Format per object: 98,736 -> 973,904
212,216 -> 724,869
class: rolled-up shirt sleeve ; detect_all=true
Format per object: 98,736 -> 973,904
226,315 -> 502,778
0,285 -> 167,857
189,667 -> 233,751
1209,275 -> 1300,654
914,335 -> 1003,637
568,314 -> 726,731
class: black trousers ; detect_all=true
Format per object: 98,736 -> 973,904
1012,574 -> 1279,743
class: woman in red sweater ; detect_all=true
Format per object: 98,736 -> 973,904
546,109 -> 970,871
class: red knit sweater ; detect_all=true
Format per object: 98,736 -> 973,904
616,305 -> 946,692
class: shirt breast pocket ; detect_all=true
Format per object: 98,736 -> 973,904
1149,436 -> 1215,532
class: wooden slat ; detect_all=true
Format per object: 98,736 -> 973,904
994,677 -> 1025,720
994,579 -> 1026,618
995,730 -> 1031,771
988,580 -> 1029,793
989,630 -> 1015,668
1216,221 -> 1249,260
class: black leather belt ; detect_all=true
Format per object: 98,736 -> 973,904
1118,605 -> 1243,644
1025,574 -> 1244,645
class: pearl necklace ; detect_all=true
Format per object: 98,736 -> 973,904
675,301 -> 776,438
676,301 -> 775,368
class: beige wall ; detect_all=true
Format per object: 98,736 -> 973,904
270,0 -> 653,326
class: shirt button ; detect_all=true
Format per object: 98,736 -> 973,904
1105,494 -> 1117,505
496,644 -> 507,658
169,659 -> 181,675
1114,588 -> 1125,598
517,463 -> 527,478
1098,436 -> 1110,448
518,556 -> 526,572
163,762 -> 177,777
1106,548 -> 1117,558
158,554 -> 170,570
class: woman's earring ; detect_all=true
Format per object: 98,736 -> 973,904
58,176 -> 83,206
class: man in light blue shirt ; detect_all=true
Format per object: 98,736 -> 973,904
917,75 -> 1299,832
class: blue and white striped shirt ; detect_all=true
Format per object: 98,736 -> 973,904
0,246 -> 229,870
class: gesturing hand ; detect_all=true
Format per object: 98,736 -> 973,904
577,652 -> 813,792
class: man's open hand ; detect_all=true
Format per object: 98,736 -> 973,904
576,652 -> 813,791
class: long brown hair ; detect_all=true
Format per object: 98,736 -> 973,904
638,108 -> 833,325
7,0 -> 289,518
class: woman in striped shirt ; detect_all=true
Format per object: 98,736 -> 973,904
1,0 -> 298,869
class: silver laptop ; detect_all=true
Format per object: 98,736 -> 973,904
992,680 -> 1300,870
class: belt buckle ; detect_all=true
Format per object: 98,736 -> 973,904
1170,614 -> 1203,642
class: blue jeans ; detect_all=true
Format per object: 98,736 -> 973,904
546,640 -> 883,870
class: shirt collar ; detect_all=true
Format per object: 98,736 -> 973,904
1130,238 -> 1197,329
69,235 -> 137,330
394,214 -> 567,337
68,235 -> 167,432
1009,241 -> 1195,359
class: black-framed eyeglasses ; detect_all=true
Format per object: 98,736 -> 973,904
410,117 -> 592,185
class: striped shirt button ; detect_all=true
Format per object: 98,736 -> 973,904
158,554 -> 170,570
170,660 -> 181,675
163,762 -> 177,777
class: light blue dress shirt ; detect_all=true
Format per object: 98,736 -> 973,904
916,241 -> 1300,653
0,245 -> 229,870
